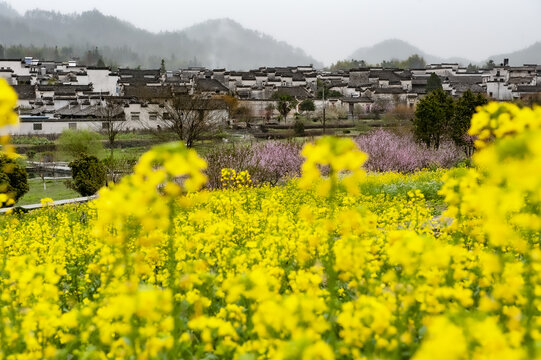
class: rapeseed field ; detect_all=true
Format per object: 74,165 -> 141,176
1,78 -> 541,359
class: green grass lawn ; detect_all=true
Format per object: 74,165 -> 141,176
17,178 -> 80,206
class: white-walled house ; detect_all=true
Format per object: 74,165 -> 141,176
0,68 -> 15,85
486,80 -> 513,100
0,59 -> 30,77
15,116 -> 111,135
87,67 -> 120,95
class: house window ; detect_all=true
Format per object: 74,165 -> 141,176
33,123 -> 42,131
102,122 -> 110,130
68,122 -> 77,130
149,112 -> 158,121
131,112 -> 140,121
162,112 -> 171,120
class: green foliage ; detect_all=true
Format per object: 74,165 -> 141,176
160,59 -> 166,74
381,54 -> 426,69
316,88 -> 342,99
67,155 -> 107,196
402,54 -> 426,69
451,90 -> 488,156
299,99 -> 315,112
484,59 -> 496,70
426,73 -> 443,93
360,171 -> 444,204
272,93 -> 298,122
57,130 -> 104,159
328,59 -> 367,71
316,79 -> 343,99
264,103 -> 275,121
25,150 -> 36,161
0,155 -> 29,204
83,47 -> 103,66
467,63 -> 479,71
413,89 -> 454,149
11,136 -> 53,145
233,106 -> 252,124
1,44 -> 75,62
293,120 -> 305,136
329,54 -> 426,70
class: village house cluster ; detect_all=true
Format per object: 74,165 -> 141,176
1,56 -> 540,135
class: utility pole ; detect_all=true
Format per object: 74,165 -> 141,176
322,82 -> 326,134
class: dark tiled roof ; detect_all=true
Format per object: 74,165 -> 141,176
508,77 -> 534,85
119,68 -> 160,77
241,73 -> 256,81
341,97 -> 373,103
172,86 -> 189,95
447,75 -> 483,85
37,85 -> 93,94
19,106 -> 48,116
172,97 -> 228,110
452,83 -> 486,94
516,85 -> 541,93
13,85 -> 36,100
195,78 -> 229,93
412,79 -> 428,85
119,78 -> 161,85
374,88 -> 406,94
56,104 -> 115,118
124,86 -> 172,99
292,73 -> 306,81
273,86 -> 313,99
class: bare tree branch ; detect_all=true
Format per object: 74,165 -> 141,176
161,94 -> 226,148
94,98 -> 127,158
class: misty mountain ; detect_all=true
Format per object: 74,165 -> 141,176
182,19 -> 319,69
348,39 -> 472,66
0,8 -> 321,69
487,42 -> 541,66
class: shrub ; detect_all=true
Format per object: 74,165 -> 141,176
0,155 -> 29,204
299,99 -> 316,112
67,155 -> 107,196
293,120 -> 305,136
102,155 -> 138,183
26,150 -> 36,160
58,130 -> 104,159
355,129 -> 462,172
249,140 -> 304,185
205,141 -> 303,188
387,104 -> 415,122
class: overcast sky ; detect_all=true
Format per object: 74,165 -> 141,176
4,0 -> 541,65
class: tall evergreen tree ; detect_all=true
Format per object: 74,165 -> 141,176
426,73 -> 443,93
451,90 -> 488,156
412,89 -> 454,149
160,59 -> 166,74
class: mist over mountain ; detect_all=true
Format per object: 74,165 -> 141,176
0,6 -> 321,69
182,19 -> 319,69
1,2 -> 539,70
487,42 -> 541,66
348,39 -> 473,66
0,1 -> 20,19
